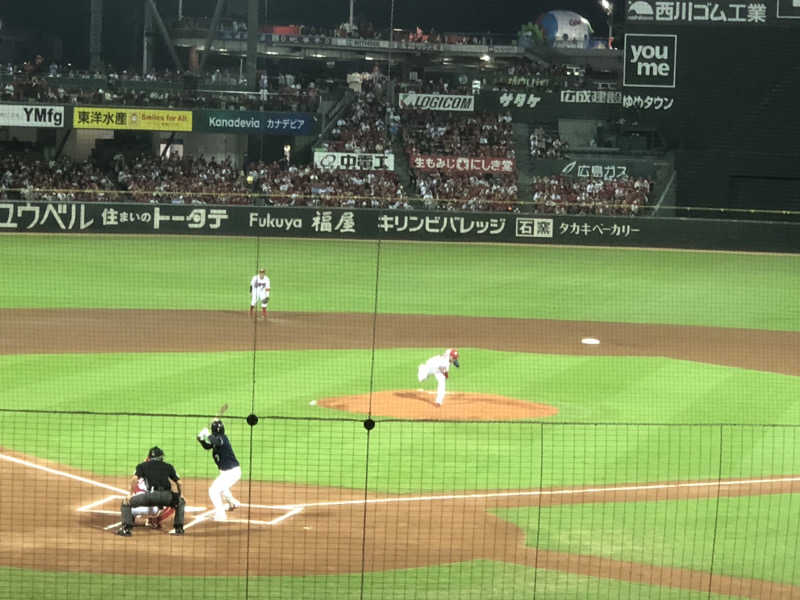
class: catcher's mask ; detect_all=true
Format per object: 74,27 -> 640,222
148,446 -> 164,461
211,419 -> 225,435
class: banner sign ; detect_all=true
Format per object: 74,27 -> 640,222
0,104 -> 65,128
3,201 -> 800,252
531,158 -> 657,180
493,75 -> 544,89
560,90 -> 623,105
398,93 -> 475,111
410,154 -> 516,174
623,33 -> 678,88
626,0 -> 799,25
313,151 -> 395,171
478,91 -> 621,120
195,109 -> 315,135
622,94 -> 675,110
73,107 -> 192,131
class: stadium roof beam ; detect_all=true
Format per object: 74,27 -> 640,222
89,0 -> 102,70
247,0 -> 258,90
199,0 -> 227,74
146,0 -> 184,72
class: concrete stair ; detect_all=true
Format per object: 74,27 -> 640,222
512,122 -> 533,207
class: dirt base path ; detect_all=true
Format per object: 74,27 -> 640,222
3,309 -> 800,376
2,309 -> 799,597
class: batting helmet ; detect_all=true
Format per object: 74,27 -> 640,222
148,446 -> 164,461
448,348 -> 460,368
211,419 -> 225,435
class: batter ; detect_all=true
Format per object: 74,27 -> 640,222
197,419 -> 242,521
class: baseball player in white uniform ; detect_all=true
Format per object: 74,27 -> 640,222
417,348 -> 460,406
249,267 -> 271,319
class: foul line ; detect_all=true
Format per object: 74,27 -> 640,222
269,475 -> 800,512
0,453 -> 127,495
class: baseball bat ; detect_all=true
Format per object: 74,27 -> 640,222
215,403 -> 229,420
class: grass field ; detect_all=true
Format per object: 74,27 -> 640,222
1,233 -> 799,598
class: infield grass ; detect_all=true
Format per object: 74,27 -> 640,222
493,493 -> 800,586
0,563 -> 741,600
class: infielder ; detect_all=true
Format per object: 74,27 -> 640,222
417,348 -> 460,406
249,267 -> 271,319
197,418 -> 241,521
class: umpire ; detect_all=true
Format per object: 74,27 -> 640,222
117,446 -> 186,536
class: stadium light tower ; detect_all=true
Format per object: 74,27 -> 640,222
600,0 -> 614,47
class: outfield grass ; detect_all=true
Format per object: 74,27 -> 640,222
3,235 -> 800,329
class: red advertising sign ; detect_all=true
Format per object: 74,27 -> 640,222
410,155 -> 516,174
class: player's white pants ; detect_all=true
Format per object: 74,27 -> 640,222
251,290 -> 269,307
417,364 -> 447,405
209,465 -> 242,515
131,505 -> 160,517
130,492 -> 160,517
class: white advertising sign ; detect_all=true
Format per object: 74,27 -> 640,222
313,151 -> 395,171
398,93 -> 475,111
0,104 -> 65,128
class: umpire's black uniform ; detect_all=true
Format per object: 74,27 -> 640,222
118,446 -> 185,536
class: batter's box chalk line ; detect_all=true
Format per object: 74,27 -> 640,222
0,452 -> 299,531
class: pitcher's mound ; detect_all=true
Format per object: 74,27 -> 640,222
317,390 -> 558,421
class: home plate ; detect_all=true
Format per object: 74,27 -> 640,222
581,337 -> 600,345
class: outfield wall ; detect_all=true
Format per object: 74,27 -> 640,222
2,201 -> 799,253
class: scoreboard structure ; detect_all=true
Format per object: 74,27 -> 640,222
624,0 -> 800,214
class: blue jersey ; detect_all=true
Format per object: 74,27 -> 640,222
199,433 -> 239,471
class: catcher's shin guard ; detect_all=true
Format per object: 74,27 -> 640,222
155,506 -> 176,526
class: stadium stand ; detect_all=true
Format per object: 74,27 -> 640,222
530,174 -> 653,216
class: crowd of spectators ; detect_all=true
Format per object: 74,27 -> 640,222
114,153 -> 252,204
2,150 -> 659,216
320,78 -> 395,154
489,59 -> 618,93
412,171 -> 519,212
1,60 -> 324,112
402,111 -> 514,159
248,162 -> 407,208
174,17 -> 508,47
397,78 -> 472,95
0,150 -> 407,208
398,96 -> 517,210
0,154 -> 117,202
0,55 -> 651,215
530,175 -> 652,216
530,126 -> 568,159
